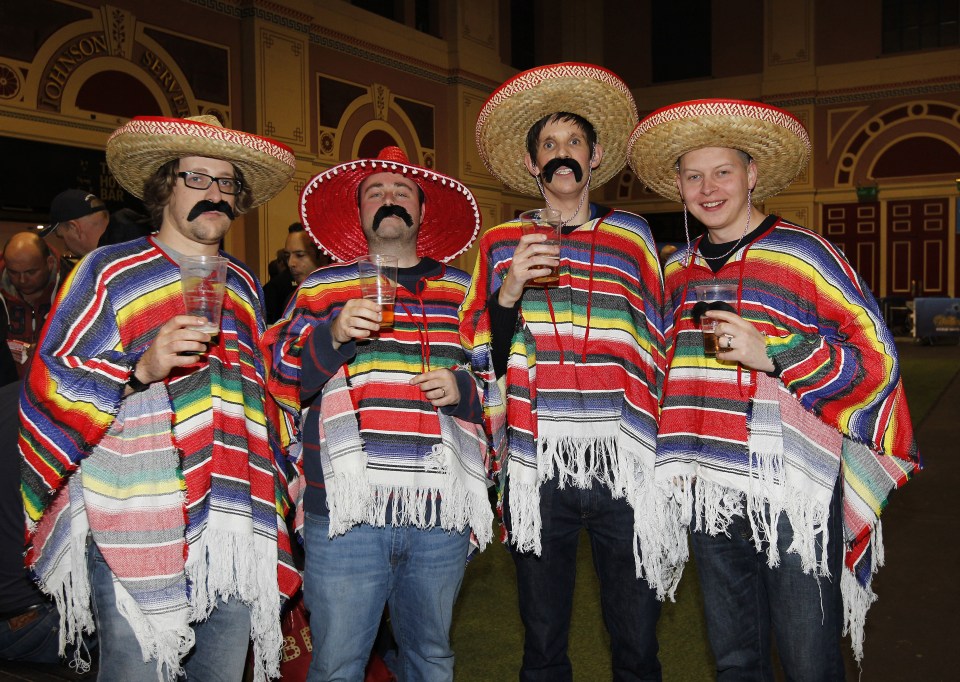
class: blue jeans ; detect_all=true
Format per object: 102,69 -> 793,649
87,543 -> 251,681
505,478 -> 663,682
302,513 -> 470,682
690,482 -> 845,681
0,601 -> 63,664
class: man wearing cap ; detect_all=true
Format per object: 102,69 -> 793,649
264,146 -> 491,681
628,100 -> 919,678
41,189 -> 110,273
0,232 -> 62,377
19,115 -> 300,680
461,63 -> 666,681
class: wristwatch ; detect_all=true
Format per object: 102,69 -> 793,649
127,366 -> 150,393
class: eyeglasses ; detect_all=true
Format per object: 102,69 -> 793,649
177,171 -> 243,195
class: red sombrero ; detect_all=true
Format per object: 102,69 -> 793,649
299,146 -> 481,263
628,99 -> 810,202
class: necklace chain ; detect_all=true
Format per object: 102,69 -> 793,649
537,165 -> 592,227
685,189 -> 753,262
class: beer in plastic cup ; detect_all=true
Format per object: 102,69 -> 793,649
358,255 -> 399,329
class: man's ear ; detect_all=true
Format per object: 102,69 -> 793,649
524,153 -> 539,177
747,159 -> 759,194
590,143 -> 604,169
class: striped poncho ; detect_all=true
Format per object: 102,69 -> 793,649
19,237 -> 300,680
263,259 -> 492,546
459,208 -> 665,560
655,218 -> 919,660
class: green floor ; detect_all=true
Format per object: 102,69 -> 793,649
450,341 -> 956,681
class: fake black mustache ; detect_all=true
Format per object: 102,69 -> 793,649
372,204 -> 414,232
541,157 -> 584,183
187,200 -> 235,222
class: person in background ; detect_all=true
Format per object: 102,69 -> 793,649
264,146 -> 489,681
265,223 -> 331,324
38,189 -> 109,273
627,99 -> 920,678
263,225 -> 298,323
1,380 -> 98,674
0,233 -> 61,377
285,223 -> 328,287
461,63 -> 666,681
19,114 -> 300,681
99,207 -> 155,247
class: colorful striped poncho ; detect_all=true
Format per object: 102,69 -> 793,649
459,208 -> 665,561
263,259 -> 492,546
19,237 -> 300,680
655,218 -> 919,660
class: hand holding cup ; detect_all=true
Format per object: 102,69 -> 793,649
518,208 -> 562,286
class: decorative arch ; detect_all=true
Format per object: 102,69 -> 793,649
833,100 -> 960,186
356,127 -> 401,159
332,83 -> 426,165
59,57 -> 169,118
19,7 -> 201,120
869,134 -> 960,178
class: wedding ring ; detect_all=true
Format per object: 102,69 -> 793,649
441,387 -> 446,397
724,334 -> 733,350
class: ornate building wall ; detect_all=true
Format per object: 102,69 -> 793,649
1,0 -> 957,295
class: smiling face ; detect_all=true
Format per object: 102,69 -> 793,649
676,146 -> 757,243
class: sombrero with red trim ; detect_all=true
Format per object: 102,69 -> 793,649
628,99 -> 810,203
106,115 -> 296,207
299,146 -> 481,263
476,62 -> 639,197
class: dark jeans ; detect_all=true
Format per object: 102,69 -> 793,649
505,477 -> 663,682
0,601 -> 62,664
691,481 -> 845,682
0,598 -> 97,670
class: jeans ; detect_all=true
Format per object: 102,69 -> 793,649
87,543 -> 251,681
302,513 -> 470,682
690,482 -> 845,681
505,477 -> 663,682
0,601 -> 63,664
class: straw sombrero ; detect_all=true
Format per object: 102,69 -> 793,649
627,99 -> 810,203
106,115 -> 296,207
476,62 -> 638,197
299,146 -> 481,263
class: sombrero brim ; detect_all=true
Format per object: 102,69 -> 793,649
106,116 -> 296,208
476,63 -> 638,197
299,159 -> 481,263
628,99 -> 810,203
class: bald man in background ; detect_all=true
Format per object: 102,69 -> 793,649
0,233 -> 61,377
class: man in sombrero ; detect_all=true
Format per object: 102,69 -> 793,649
628,100 -> 919,677
19,114 -> 300,680
461,63 -> 666,680
263,146 -> 492,681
